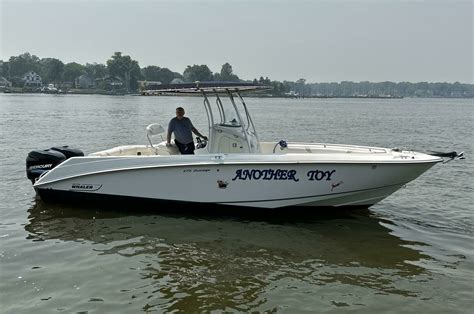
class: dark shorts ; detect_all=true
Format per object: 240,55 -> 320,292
174,140 -> 195,154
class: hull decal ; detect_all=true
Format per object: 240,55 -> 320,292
70,183 -> 102,192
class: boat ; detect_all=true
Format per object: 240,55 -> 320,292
41,84 -> 60,94
26,82 -> 462,209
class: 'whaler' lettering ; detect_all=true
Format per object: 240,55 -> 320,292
72,184 -> 94,189
70,183 -> 102,192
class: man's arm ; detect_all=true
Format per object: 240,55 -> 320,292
192,127 -> 208,140
188,118 -> 207,140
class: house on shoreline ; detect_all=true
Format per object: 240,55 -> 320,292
95,76 -> 124,91
75,74 -> 95,89
138,80 -> 162,90
68,75 -> 126,95
22,71 -> 42,87
0,76 -> 12,88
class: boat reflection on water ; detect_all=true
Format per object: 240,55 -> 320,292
25,201 -> 431,312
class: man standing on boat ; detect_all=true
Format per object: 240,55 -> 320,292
167,107 -> 207,154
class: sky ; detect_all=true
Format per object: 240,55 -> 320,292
0,0 -> 472,83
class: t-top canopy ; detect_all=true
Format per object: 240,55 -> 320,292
141,81 -> 272,95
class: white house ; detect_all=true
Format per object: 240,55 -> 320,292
22,71 -> 42,87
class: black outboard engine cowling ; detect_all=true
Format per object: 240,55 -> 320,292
50,146 -> 84,159
26,149 -> 66,184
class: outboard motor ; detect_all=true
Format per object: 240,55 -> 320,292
26,149 -> 66,184
50,146 -> 84,159
26,146 -> 84,184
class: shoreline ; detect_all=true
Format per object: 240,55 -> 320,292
2,90 -> 474,99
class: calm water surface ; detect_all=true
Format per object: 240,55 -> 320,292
0,94 -> 472,313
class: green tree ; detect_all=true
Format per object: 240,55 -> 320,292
8,52 -> 41,77
296,78 -> 306,95
63,62 -> 86,82
218,62 -> 239,82
0,61 -> 9,77
183,64 -> 213,82
85,63 -> 107,79
258,76 -> 271,85
106,52 -> 142,91
271,81 -> 286,96
142,66 -> 181,84
39,58 -> 64,82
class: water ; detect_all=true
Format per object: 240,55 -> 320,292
0,94 -> 472,313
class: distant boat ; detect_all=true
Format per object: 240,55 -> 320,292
41,84 -> 60,94
284,91 -> 299,98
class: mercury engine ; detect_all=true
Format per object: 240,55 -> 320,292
26,146 -> 84,184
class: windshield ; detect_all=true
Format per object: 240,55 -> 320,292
208,95 -> 243,127
222,105 -> 241,126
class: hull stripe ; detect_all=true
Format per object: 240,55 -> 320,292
37,182 -> 406,207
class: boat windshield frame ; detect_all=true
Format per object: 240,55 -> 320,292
143,82 -> 270,153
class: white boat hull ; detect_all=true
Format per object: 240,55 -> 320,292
26,83 -> 449,211
33,150 -> 439,209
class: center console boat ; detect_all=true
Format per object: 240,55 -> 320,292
26,82 -> 450,209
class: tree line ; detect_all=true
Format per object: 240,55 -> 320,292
273,79 -> 473,98
0,52 -> 472,97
